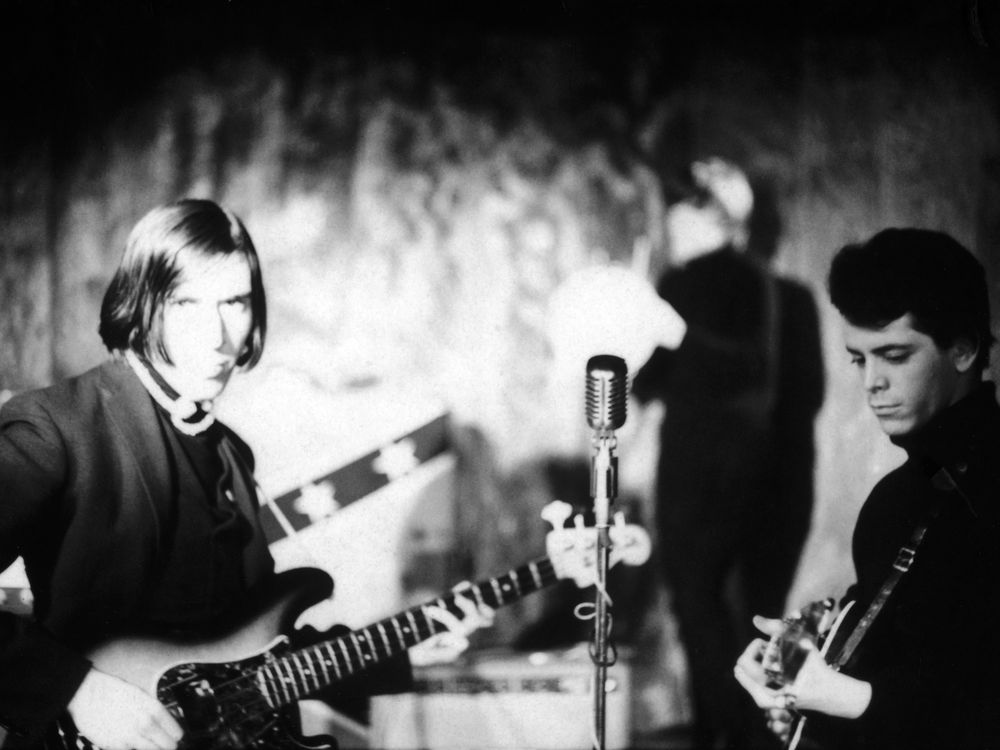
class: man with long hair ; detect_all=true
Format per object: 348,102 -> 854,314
0,199 -> 489,750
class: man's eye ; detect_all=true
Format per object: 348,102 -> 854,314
849,357 -> 864,367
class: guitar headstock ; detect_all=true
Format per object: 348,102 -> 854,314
542,500 -> 652,587
762,598 -> 835,687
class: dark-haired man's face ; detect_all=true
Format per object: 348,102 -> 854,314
842,313 -> 976,437
155,251 -> 253,403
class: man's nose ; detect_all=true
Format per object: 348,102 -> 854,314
864,363 -> 888,392
198,306 -> 228,350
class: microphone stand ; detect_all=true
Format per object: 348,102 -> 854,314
590,427 -> 617,750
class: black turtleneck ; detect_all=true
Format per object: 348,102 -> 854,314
809,381 -> 1000,750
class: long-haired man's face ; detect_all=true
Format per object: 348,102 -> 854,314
843,313 -> 977,437
155,250 -> 253,402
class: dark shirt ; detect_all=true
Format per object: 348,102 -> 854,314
811,382 -> 1000,750
633,247 -> 775,419
139,411 -> 266,631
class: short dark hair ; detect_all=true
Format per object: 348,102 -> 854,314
828,228 -> 993,370
99,199 -> 267,368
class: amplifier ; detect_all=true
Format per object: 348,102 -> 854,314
370,647 -> 631,750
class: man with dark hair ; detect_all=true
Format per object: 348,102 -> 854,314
735,228 -> 1000,750
0,199 -> 489,750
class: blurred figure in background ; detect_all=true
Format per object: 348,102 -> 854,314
632,158 -> 824,749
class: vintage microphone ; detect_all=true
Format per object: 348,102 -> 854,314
585,354 -> 627,750
586,354 -> 627,514
547,258 -> 686,749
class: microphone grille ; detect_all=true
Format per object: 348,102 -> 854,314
585,354 -> 628,430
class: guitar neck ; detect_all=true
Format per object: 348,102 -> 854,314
257,556 -> 558,708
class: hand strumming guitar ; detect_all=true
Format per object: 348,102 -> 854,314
68,668 -> 184,750
734,614 -> 873,741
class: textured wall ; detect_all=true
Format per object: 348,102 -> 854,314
2,2 -> 1000,731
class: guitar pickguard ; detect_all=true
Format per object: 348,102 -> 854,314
157,644 -> 289,750
46,639 -> 333,750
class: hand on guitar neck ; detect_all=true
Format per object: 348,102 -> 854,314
51,501 -> 651,750
63,592 -> 495,750
408,583 -> 496,666
733,603 -> 873,748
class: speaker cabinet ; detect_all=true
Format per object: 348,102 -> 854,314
370,648 -> 631,749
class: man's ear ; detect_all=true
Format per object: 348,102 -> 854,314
950,336 -> 979,373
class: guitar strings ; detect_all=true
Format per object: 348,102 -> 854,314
151,560 -> 561,740
202,600 -> 466,733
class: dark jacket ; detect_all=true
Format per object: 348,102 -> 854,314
633,247 -> 777,419
810,382 -> 1000,750
0,359 -> 274,740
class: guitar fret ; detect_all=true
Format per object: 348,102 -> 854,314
362,627 -> 382,660
376,622 -> 393,655
405,610 -> 421,645
508,570 -> 522,598
529,561 -> 543,588
350,633 -> 367,665
284,657 -> 303,702
288,651 -> 309,695
302,650 -> 320,693
266,661 -> 286,705
270,663 -> 286,705
337,638 -> 355,673
298,649 -> 321,693
273,660 -> 295,705
311,644 -> 332,686
256,668 -> 277,709
490,577 -> 504,605
322,642 -> 343,680
511,567 -> 526,595
391,615 -> 408,649
419,605 -> 436,638
470,584 -> 487,611
364,630 -> 378,661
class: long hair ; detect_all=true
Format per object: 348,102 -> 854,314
99,199 -> 266,368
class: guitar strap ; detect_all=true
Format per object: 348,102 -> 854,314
829,467 -> 953,671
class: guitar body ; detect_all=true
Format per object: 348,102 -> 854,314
39,505 -> 651,750
768,600 -> 855,750
45,568 -> 337,750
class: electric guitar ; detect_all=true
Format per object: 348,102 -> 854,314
43,501 -> 650,750
762,598 -> 856,750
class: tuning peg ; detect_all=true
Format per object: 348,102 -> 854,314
541,500 -> 573,530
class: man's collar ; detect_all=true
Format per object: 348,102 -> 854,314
891,380 -> 998,467
123,350 -> 216,435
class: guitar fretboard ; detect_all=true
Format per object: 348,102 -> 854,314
256,557 -> 557,708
